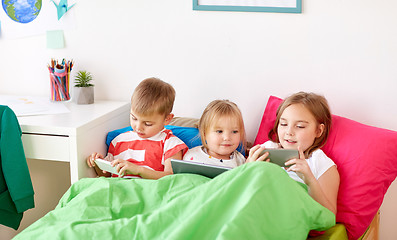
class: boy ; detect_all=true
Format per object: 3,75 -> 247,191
87,77 -> 188,179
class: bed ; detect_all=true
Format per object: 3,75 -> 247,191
14,96 -> 397,240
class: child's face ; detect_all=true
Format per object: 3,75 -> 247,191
277,103 -> 324,153
130,110 -> 172,139
205,116 -> 241,160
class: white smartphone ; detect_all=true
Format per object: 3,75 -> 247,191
259,149 -> 299,167
94,159 -> 119,175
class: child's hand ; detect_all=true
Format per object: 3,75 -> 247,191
86,152 -> 104,168
246,145 -> 270,163
285,147 -> 315,185
111,159 -> 142,177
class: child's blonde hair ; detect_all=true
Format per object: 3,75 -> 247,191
198,100 -> 246,152
131,77 -> 175,117
269,92 -> 332,157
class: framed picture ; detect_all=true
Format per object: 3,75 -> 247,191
193,0 -> 302,14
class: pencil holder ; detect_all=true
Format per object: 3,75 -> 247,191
48,59 -> 73,101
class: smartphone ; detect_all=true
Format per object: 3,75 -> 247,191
94,158 -> 119,175
259,149 -> 299,167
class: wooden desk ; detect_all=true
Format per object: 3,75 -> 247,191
18,100 -> 130,184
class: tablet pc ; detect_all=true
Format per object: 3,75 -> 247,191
259,149 -> 299,167
94,158 -> 119,175
171,159 -> 231,178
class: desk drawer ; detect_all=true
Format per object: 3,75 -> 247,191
22,134 -> 70,162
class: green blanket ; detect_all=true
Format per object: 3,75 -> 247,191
14,162 -> 335,240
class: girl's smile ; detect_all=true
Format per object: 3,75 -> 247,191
205,116 -> 241,160
277,103 -> 324,152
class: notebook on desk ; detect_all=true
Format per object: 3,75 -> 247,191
171,159 -> 231,178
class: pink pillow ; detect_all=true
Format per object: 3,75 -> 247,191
254,95 -> 397,240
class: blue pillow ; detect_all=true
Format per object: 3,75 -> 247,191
163,125 -> 202,149
106,125 -> 245,155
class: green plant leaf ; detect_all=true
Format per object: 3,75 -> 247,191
74,70 -> 94,87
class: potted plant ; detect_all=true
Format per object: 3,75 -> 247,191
74,70 -> 94,104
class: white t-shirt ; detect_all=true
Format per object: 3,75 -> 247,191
183,146 -> 245,168
262,141 -> 336,184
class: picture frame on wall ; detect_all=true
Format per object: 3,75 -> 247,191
193,0 -> 302,13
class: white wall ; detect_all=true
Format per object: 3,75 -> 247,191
1,0 -> 396,239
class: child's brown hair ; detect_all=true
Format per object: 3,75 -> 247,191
268,92 -> 332,157
131,77 -> 175,117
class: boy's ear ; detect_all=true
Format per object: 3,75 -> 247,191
164,113 -> 174,125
